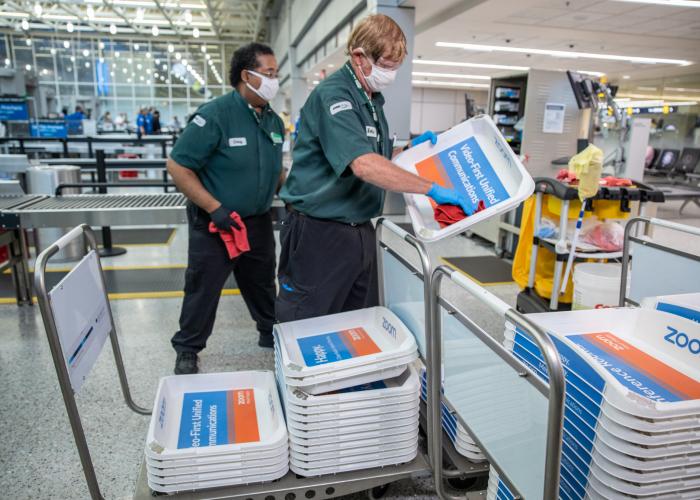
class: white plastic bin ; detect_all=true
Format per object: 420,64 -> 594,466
572,263 -> 624,310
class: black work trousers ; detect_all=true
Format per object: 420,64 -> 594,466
275,210 -> 378,323
171,203 -> 276,353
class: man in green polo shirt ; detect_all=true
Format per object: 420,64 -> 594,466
167,42 -> 284,374
277,14 -> 474,322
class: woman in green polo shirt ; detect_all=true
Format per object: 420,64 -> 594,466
167,42 -> 285,375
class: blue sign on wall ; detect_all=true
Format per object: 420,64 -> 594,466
0,100 -> 29,120
30,121 -> 68,138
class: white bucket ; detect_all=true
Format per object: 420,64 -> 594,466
572,263 -> 623,310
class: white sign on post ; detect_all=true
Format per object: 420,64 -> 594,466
543,103 -> 566,134
49,250 -> 111,393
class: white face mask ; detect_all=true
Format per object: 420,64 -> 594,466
245,70 -> 279,102
362,57 -> 398,92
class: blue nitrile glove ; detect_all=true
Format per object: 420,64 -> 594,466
427,183 -> 476,216
410,130 -> 437,148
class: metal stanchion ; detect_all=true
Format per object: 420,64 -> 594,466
95,150 -> 127,257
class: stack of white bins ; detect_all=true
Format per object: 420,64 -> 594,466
418,369 -> 486,462
274,307 -> 420,477
500,307 -> 700,500
144,371 -> 289,493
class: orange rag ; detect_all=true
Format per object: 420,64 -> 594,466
433,200 -> 486,229
208,212 -> 250,259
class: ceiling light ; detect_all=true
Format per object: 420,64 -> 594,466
85,62 -> 90,68
70,56 -> 75,62
127,77 -> 132,82
67,22 -> 74,33
412,71 -> 490,80
127,58 -> 132,64
162,64 -> 167,70
175,52 -> 182,60
140,75 -> 144,81
205,54 -> 211,60
146,79 -> 151,85
41,68 -> 48,75
610,0 -> 700,7
167,43 -> 174,53
83,49 -> 90,57
182,59 -> 188,66
99,42 -> 105,49
25,39 -> 32,46
109,24 -> 117,35
63,40 -> 70,49
146,52 -> 151,58
110,71 -> 115,76
437,41 -> 692,66
623,75 -> 631,79
134,43 -> 140,51
193,27 -> 200,38
50,48 -> 56,55
122,68 -> 127,73
4,58 -> 10,66
99,57 -> 104,63
412,79 -> 490,88
115,51 -> 120,57
135,8 -> 145,22
201,46 -> 206,53
25,64 -> 31,71
413,59 -> 529,71
33,2 -> 42,17
87,5 -> 95,19
184,10 -> 193,23
21,19 -> 29,30
137,63 -> 142,69
665,86 -> 700,92
152,25 -> 159,36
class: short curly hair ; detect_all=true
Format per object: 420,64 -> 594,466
229,42 -> 275,87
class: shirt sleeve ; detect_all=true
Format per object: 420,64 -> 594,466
169,112 -> 222,171
316,92 -> 375,177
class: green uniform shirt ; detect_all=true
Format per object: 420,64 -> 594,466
170,90 -> 284,218
280,62 -> 392,224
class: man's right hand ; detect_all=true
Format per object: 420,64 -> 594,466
209,206 -> 241,231
426,183 -> 476,215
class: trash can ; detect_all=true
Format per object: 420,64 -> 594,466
26,165 -> 85,262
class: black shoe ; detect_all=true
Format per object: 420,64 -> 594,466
174,352 -> 199,375
258,332 -> 274,348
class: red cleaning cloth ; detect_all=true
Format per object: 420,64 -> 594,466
556,168 -> 578,184
434,200 -> 486,229
601,176 -> 633,187
208,212 -> 250,259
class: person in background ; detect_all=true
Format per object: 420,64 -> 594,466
171,116 -> 182,132
136,108 -> 147,138
66,105 -> 85,121
276,14 -> 472,323
152,109 -> 162,134
60,106 -> 68,118
145,107 -> 154,135
166,42 -> 285,375
99,111 -> 113,126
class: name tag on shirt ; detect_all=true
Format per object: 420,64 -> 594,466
228,137 -> 247,147
365,126 -> 377,138
270,132 -> 283,144
330,101 -> 352,115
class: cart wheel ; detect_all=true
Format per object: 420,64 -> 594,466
367,483 -> 390,499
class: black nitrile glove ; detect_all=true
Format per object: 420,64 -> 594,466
209,206 -> 241,231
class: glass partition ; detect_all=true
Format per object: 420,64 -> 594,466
381,247 -> 427,357
441,303 -> 548,499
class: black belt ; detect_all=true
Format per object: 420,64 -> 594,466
286,204 -> 366,227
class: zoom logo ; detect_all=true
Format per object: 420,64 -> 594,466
382,317 -> 397,339
664,326 -> 700,355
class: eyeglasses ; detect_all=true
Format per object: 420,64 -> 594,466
248,68 -> 278,79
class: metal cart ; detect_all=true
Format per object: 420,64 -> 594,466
35,220 -> 567,499
517,177 -> 664,313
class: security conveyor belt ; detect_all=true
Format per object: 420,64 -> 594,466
0,193 -> 188,304
3,192 -> 187,228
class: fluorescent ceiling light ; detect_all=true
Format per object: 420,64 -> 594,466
0,12 -> 29,18
437,41 -> 692,66
43,14 -> 79,21
618,99 -> 698,107
413,71 -> 490,80
610,0 -> 700,7
413,59 -> 528,71
618,92 -> 700,101
575,70 -> 606,77
412,80 -> 490,88
665,86 -> 700,92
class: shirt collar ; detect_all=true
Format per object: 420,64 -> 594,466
231,89 -> 270,114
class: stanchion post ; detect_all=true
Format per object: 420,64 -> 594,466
95,150 -> 127,257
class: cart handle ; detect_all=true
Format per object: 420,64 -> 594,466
429,264 -> 565,500
620,216 -> 700,306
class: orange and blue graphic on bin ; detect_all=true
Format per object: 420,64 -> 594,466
569,332 -> 700,402
297,327 -> 381,367
415,136 -> 508,209
177,388 -> 260,448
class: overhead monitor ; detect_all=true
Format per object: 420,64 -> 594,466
0,99 -> 29,121
566,71 -> 596,110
